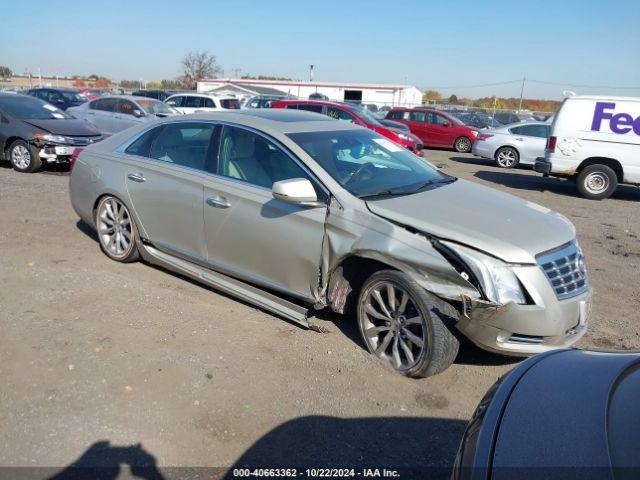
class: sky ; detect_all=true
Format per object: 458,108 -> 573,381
1,0 -> 639,100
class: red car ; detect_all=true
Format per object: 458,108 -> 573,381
271,100 -> 423,156
385,107 -> 478,153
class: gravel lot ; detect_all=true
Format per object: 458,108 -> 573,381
0,150 -> 638,478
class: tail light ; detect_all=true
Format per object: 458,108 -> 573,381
70,147 -> 84,173
477,133 -> 494,141
547,136 -> 557,153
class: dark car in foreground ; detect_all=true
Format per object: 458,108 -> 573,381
26,87 -> 86,111
0,93 -> 101,172
453,349 -> 640,480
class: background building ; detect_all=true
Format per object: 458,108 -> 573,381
197,78 -> 423,107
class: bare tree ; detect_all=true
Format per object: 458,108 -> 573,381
180,51 -> 222,89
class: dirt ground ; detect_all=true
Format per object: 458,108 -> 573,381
0,150 -> 638,478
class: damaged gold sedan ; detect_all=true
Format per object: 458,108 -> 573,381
69,109 -> 591,377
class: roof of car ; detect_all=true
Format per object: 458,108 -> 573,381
166,92 -> 236,99
92,95 -> 163,103
185,109 -> 358,132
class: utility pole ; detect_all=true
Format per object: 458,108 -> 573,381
518,76 -> 526,112
493,96 -> 497,117
309,65 -> 314,82
38,68 -> 42,87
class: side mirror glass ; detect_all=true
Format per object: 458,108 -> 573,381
272,178 -> 321,206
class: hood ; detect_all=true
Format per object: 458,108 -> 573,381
24,118 -> 100,136
366,179 -> 575,264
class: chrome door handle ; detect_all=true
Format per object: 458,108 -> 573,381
206,196 -> 231,209
127,172 -> 146,183
516,137 -> 524,141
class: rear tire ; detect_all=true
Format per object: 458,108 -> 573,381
95,196 -> 140,262
494,146 -> 519,168
454,137 -> 472,153
357,270 -> 459,378
9,140 -> 41,173
576,164 -> 618,200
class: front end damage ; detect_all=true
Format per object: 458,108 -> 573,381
30,134 -> 102,164
318,198 -> 589,356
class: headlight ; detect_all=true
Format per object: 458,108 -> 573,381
442,242 -> 527,305
35,133 -> 69,144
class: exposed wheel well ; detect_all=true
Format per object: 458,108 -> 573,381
328,255 -> 398,315
578,157 -> 623,182
2,136 -> 26,160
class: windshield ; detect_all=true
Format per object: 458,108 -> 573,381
0,94 -> 72,119
288,129 -> 452,198
347,104 -> 383,127
136,99 -> 174,115
60,91 -> 84,103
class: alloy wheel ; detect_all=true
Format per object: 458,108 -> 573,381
496,149 -> 516,167
456,138 -> 471,153
360,281 -> 426,372
11,145 -> 31,170
97,197 -> 133,258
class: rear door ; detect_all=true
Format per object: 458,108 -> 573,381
86,98 -> 118,135
123,122 -> 217,259
408,111 -> 429,144
202,124 -> 327,300
513,124 -> 549,164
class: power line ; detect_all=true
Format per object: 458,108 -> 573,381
528,79 -> 640,90
425,79 -> 640,91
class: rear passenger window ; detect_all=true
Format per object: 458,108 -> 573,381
296,104 -> 323,113
125,128 -> 159,157
91,98 -> 117,112
409,111 -> 426,122
184,96 -> 203,108
148,123 -> 215,171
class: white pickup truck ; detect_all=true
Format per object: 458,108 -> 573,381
535,95 -> 640,200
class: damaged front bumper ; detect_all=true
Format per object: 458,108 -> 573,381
456,264 -> 591,356
31,135 -> 102,163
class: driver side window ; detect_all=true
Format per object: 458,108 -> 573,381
217,126 -> 311,189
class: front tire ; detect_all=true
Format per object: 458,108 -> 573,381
454,137 -> 472,153
9,140 -> 41,173
357,270 -> 459,378
494,146 -> 519,168
576,164 -> 618,200
95,196 -> 140,262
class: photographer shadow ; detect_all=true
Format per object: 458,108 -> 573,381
47,441 -> 164,480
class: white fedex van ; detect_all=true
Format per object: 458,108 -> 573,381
535,95 -> 640,200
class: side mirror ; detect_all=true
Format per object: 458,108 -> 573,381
132,109 -> 144,118
272,178 -> 321,206
442,121 -> 451,127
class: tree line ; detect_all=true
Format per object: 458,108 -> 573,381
423,90 -> 560,113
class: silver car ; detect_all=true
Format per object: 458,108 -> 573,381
69,110 -> 591,378
68,95 -> 177,137
472,122 -> 550,168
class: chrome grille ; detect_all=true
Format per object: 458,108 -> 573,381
536,241 -> 589,300
65,135 -> 103,146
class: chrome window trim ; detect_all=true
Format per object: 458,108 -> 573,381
113,119 -> 331,200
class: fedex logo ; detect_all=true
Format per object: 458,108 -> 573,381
591,102 -> 640,135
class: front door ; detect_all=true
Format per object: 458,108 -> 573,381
114,99 -> 144,133
203,125 -> 327,300
124,122 -> 217,260
428,112 -> 455,146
